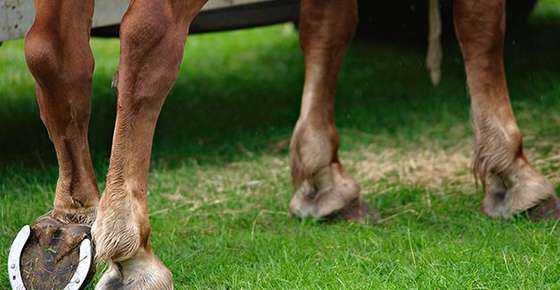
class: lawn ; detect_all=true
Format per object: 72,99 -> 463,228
1,3 -> 560,289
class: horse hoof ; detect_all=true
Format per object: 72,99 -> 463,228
95,250 -> 173,290
328,198 -> 381,224
8,216 -> 95,290
526,195 -> 560,221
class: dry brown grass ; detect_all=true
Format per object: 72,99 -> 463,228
152,133 -> 560,214
346,133 -> 560,195
352,143 -> 472,190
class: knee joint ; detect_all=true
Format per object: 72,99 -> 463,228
25,29 -> 93,88
121,8 -> 173,50
25,31 -> 60,82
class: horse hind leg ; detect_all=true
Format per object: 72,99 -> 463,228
289,0 -> 379,223
454,0 -> 559,220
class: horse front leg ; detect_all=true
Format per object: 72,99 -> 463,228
16,1 -> 99,288
91,1 -> 206,289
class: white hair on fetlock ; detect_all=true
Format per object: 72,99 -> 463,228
92,191 -> 141,263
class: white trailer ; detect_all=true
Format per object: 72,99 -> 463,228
0,0 -> 299,41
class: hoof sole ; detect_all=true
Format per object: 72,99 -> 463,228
14,216 -> 95,289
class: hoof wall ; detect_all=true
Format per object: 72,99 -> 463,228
327,199 -> 381,224
526,195 -> 560,221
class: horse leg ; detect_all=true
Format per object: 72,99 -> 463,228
92,0 -> 206,289
19,1 -> 99,288
289,0 -> 377,222
454,0 -> 559,220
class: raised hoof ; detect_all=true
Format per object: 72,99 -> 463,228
526,195 -> 560,221
20,216 -> 95,289
326,199 -> 381,224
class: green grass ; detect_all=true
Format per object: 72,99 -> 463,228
2,3 -> 560,289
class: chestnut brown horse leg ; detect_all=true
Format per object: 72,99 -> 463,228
20,1 -> 99,288
25,0 -> 98,226
91,0 -> 206,289
289,0 -> 376,222
454,0 -> 559,220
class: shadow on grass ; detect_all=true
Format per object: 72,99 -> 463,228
1,11 -> 560,290
0,18 -> 559,183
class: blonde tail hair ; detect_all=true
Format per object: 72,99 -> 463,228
426,0 -> 442,86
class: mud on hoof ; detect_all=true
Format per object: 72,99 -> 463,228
19,216 -> 95,289
95,250 -> 173,290
480,162 -> 558,220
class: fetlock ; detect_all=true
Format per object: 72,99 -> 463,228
92,194 -> 144,263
